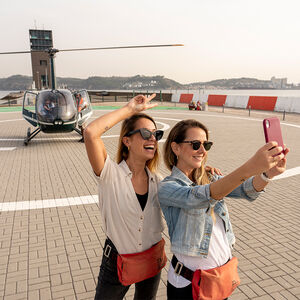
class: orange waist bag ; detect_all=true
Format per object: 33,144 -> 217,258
192,257 -> 240,300
117,238 -> 167,286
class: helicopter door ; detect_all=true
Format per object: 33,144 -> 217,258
76,90 -> 92,127
23,91 -> 38,127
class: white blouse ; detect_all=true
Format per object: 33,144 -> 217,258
168,214 -> 232,288
95,155 -> 164,254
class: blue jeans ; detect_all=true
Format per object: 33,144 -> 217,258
94,240 -> 161,300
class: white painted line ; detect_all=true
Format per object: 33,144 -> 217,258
156,121 -> 170,131
273,167 -> 300,180
0,137 -> 81,141
153,112 -> 300,129
0,147 -> 16,151
0,122 -> 170,143
0,195 -> 98,212
0,119 -> 23,123
0,166 -> 298,212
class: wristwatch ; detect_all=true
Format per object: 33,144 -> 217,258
260,172 -> 271,182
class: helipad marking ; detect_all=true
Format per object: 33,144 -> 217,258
153,113 -> 300,129
1,112 -> 300,128
0,118 -> 23,123
273,167 -> 300,180
0,195 -> 98,211
0,147 -> 16,151
0,122 -> 169,142
1,166 -> 299,212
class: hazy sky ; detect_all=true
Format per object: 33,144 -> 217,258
1,0 -> 300,84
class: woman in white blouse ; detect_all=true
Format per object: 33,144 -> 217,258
84,94 -> 165,300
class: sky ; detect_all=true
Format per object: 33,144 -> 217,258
1,0 -> 300,84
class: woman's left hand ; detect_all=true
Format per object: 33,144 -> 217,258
266,147 -> 290,178
205,165 -> 223,176
127,93 -> 157,113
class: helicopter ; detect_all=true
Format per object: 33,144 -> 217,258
0,43 -> 183,145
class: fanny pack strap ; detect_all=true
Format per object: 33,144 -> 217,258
103,238 -> 119,263
171,255 -> 194,282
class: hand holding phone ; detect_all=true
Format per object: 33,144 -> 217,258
263,117 -> 285,153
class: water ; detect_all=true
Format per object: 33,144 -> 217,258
164,89 -> 300,97
0,91 -> 14,99
93,89 -> 300,97
2,89 -> 300,99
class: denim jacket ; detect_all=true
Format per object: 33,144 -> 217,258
158,166 -> 262,257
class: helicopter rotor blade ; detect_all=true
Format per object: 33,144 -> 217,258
0,50 -> 32,55
0,44 -> 183,55
0,50 -> 47,55
58,44 -> 184,52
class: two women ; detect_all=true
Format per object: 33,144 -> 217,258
158,119 -> 288,300
84,94 -> 288,300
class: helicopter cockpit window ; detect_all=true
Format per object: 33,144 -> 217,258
23,92 -> 37,113
36,90 -> 77,124
74,90 -> 90,113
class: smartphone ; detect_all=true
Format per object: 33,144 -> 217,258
263,117 -> 284,152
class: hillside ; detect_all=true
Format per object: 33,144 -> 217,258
0,75 -> 184,90
0,75 -> 298,91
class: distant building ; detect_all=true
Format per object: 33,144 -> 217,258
29,29 -> 53,90
271,76 -> 287,88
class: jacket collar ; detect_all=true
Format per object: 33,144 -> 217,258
171,166 -> 195,186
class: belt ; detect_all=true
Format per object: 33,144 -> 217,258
171,255 -> 194,282
103,238 -> 118,263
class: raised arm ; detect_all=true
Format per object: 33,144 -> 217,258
84,94 -> 157,176
209,142 -> 286,200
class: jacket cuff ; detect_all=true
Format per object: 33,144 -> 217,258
244,176 -> 265,199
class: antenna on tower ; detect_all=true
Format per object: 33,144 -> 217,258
34,20 -> 37,29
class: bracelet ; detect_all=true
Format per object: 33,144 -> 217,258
260,172 -> 271,182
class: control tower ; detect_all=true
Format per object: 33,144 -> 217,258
29,29 -> 53,90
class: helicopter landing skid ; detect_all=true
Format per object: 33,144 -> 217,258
24,127 -> 41,146
74,127 -> 84,143
74,127 -> 82,135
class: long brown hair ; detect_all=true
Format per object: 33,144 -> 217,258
164,119 -> 211,185
116,113 -> 159,173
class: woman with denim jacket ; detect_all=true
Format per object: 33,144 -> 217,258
158,119 -> 289,300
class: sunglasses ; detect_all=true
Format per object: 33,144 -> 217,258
180,140 -> 213,151
126,128 -> 164,141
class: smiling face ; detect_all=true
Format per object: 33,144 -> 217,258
123,117 -> 158,162
172,127 -> 208,177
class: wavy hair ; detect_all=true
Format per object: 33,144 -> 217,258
164,119 -> 211,185
116,113 -> 159,173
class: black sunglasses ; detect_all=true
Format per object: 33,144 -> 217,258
126,128 -> 164,141
180,140 -> 213,151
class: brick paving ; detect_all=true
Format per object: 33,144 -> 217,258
0,106 -> 299,299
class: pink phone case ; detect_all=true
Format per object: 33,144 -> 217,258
263,117 -> 284,149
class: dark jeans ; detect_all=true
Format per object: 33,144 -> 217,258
167,281 -> 228,300
94,240 -> 161,300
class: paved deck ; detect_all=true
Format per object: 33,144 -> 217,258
0,106 -> 299,300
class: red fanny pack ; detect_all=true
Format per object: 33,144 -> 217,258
192,257 -> 240,300
117,238 -> 167,286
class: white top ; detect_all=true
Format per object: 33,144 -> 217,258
168,214 -> 232,288
95,155 -> 164,254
